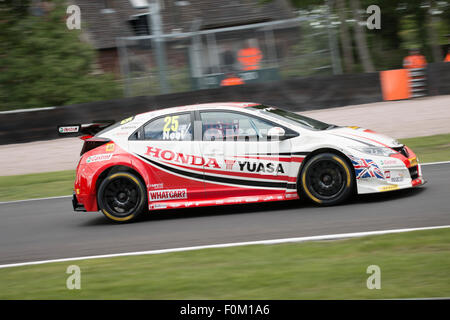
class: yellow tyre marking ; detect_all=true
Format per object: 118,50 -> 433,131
101,173 -> 143,222
109,172 -> 139,185
102,209 -> 135,222
301,161 -> 322,204
332,156 -> 351,187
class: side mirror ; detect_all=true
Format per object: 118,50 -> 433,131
267,127 -> 285,140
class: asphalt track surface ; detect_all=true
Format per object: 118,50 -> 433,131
0,163 -> 449,265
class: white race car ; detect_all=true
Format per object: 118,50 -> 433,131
65,102 -> 425,222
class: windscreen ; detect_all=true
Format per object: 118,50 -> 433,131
248,105 -> 335,131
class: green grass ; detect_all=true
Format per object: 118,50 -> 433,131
0,133 -> 448,202
0,228 -> 449,299
399,133 -> 450,163
0,170 -> 75,202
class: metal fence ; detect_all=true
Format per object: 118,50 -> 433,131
117,15 -> 341,97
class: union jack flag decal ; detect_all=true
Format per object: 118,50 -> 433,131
348,155 -> 384,179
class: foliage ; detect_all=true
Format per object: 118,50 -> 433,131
284,0 -> 450,71
0,0 -> 120,110
280,20 -> 333,78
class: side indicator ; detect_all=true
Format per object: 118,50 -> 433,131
409,157 -> 418,167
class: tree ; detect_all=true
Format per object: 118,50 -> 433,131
336,0 -> 354,73
349,0 -> 375,72
0,0 -> 120,111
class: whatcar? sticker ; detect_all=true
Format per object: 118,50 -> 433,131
149,189 -> 187,202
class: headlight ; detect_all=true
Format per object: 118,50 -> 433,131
351,146 -> 395,157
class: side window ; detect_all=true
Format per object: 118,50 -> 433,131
200,111 -> 275,141
143,113 -> 192,141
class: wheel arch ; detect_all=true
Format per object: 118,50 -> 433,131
95,165 -> 147,205
298,147 -> 356,190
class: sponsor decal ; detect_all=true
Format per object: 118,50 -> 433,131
86,153 -> 112,163
145,146 -> 220,168
378,185 -> 399,192
114,132 -> 130,136
237,161 -> 285,174
120,125 -> 138,130
384,171 -> 391,179
285,193 -> 297,199
224,159 -> 236,170
150,183 -> 164,189
59,126 -> 79,133
120,116 -> 134,125
380,159 -> 398,166
390,172 -> 405,183
150,203 -> 167,209
149,189 -> 187,201
106,143 -> 115,152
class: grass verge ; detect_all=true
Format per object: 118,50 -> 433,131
0,133 -> 449,202
0,228 -> 449,299
0,170 -> 75,202
399,133 -> 450,163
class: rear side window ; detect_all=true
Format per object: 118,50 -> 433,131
143,113 -> 192,141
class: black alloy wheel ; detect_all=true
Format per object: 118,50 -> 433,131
97,172 -> 146,222
300,153 -> 354,206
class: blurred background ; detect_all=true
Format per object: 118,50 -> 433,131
1,0 -> 450,111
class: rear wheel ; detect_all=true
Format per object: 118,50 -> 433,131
97,172 -> 147,222
300,153 -> 354,206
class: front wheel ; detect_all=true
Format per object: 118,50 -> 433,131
299,153 -> 355,206
97,172 -> 147,222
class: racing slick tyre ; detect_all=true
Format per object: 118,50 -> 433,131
97,172 -> 147,223
299,152 -> 355,206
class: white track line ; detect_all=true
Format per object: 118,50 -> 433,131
1,161 -> 449,205
0,225 -> 449,269
421,160 -> 450,166
0,195 -> 71,205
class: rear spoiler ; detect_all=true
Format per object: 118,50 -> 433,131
57,120 -> 115,137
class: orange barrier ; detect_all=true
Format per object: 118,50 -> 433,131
380,69 -> 411,101
220,77 -> 244,86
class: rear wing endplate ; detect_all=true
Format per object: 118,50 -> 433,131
57,120 -> 115,137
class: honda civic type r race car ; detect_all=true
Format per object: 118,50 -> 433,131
59,102 -> 425,222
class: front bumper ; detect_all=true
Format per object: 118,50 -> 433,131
356,162 -> 425,194
72,193 -> 86,212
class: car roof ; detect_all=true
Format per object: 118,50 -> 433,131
136,102 -> 260,118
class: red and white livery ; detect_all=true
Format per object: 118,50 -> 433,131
64,102 -> 425,222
